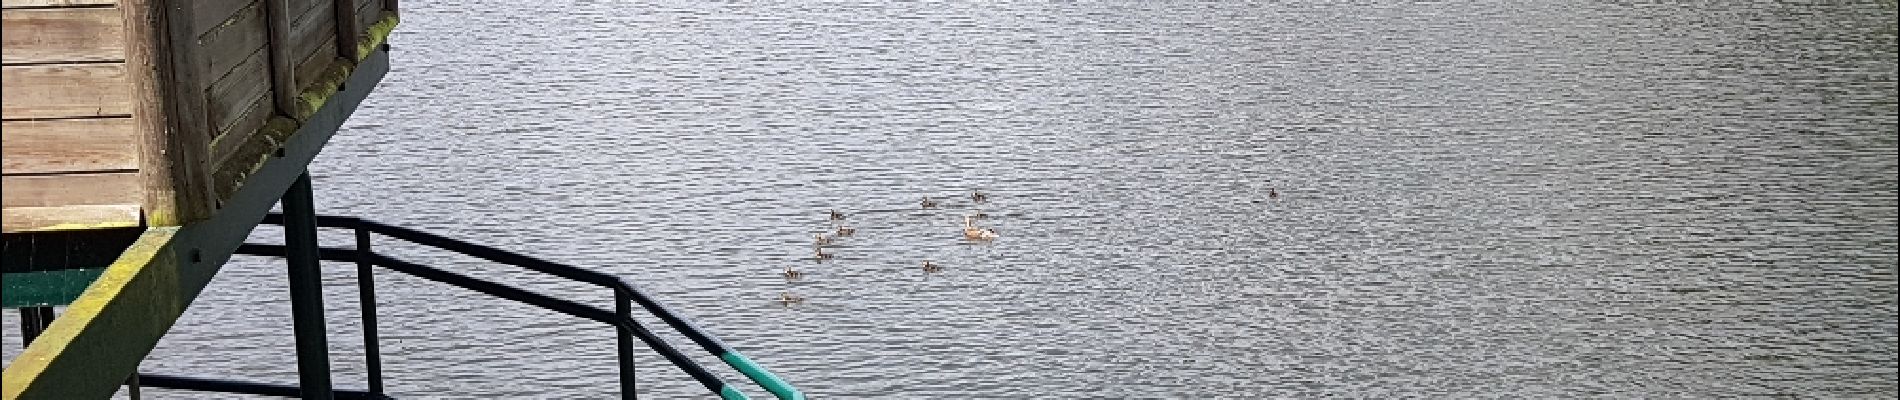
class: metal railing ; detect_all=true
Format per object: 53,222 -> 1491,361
218,213 -> 804,399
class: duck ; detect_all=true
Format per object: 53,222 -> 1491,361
835,225 -> 857,236
922,260 -> 942,273
778,292 -> 805,304
783,265 -> 804,280
970,191 -> 988,203
829,210 -> 846,220
962,215 -> 999,240
814,247 -> 834,261
814,233 -> 833,246
920,196 -> 937,209
1268,188 -> 1279,199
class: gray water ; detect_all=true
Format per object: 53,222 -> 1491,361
6,1 -> 1898,398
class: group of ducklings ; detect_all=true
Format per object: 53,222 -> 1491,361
779,190 -> 997,305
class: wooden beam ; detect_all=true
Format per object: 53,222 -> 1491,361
141,0 -> 216,225
0,228 -> 183,400
262,0 -> 299,118
333,0 -> 359,60
0,0 -> 116,8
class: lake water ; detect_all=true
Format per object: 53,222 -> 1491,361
6,1 -> 1898,398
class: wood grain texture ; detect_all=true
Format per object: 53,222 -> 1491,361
1,63 -> 129,119
206,95 -> 269,167
126,0 -> 212,225
1,7 -> 124,64
292,42 -> 336,92
1,0 -> 115,8
188,0 -> 255,38
0,204 -> 141,232
195,1 -> 264,84
203,48 -> 268,135
1,118 -> 137,174
286,0 -> 334,72
1,172 -> 140,208
354,0 -> 378,39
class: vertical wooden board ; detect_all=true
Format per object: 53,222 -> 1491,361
354,0 -> 379,38
187,0 -> 257,38
1,8 -> 125,65
1,118 -> 138,174
286,0 -> 335,70
194,2 -> 266,84
1,173 -> 140,208
202,48 -> 270,135
0,64 -> 130,119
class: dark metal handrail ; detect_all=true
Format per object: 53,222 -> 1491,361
251,213 -> 802,399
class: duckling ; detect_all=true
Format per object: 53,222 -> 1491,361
829,210 -> 846,220
970,191 -> 988,203
778,292 -> 805,304
962,216 -> 1000,240
921,196 -> 937,209
922,260 -> 942,273
814,247 -> 834,261
814,233 -> 833,246
1268,188 -> 1279,199
969,209 -> 988,219
782,265 -> 804,280
835,225 -> 857,236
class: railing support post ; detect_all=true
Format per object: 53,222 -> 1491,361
282,172 -> 334,400
615,291 -> 638,399
19,306 -> 55,346
356,227 -> 385,394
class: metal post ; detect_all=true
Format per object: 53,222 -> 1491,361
355,227 -> 385,394
282,172 -> 334,400
615,291 -> 637,399
19,306 -> 55,346
126,372 -> 141,399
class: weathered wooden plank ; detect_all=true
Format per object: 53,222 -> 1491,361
1,118 -> 137,174
127,0 -> 213,226
286,0 -> 335,74
0,63 -> 129,119
287,0 -> 322,22
263,0 -> 298,114
0,0 -> 114,8
203,47 -> 269,135
0,204 -> 141,233
195,1 -> 265,85
207,90 -> 272,168
1,7 -> 123,65
188,0 -> 255,38
354,0 -> 379,39
1,172 -> 140,208
292,42 -> 336,92
0,227 -> 181,397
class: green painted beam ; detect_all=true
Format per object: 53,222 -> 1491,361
1,269 -> 105,308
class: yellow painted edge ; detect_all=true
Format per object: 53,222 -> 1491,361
2,228 -> 183,400
0,204 -> 143,234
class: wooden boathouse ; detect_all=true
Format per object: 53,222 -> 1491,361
3,1 -> 801,399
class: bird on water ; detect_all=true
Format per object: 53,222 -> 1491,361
970,191 -> 988,203
779,292 -> 805,304
962,215 -> 999,240
922,260 -> 942,273
921,196 -> 938,209
829,210 -> 846,220
783,265 -> 804,280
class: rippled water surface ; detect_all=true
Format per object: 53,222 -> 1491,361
7,1 -> 1898,398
